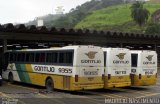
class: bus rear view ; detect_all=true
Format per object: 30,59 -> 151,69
103,48 -> 131,88
131,50 -> 157,86
71,45 -> 104,90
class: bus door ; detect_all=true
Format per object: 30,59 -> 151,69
131,53 -> 138,85
63,76 -> 70,89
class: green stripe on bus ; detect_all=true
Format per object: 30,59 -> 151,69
15,64 -> 25,82
15,64 -> 31,83
21,64 -> 31,83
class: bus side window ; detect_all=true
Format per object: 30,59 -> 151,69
59,52 -> 65,63
30,53 -> 35,62
58,51 -> 73,65
16,52 -> 25,62
39,53 -> 46,62
25,53 -> 34,63
35,53 -> 40,63
65,52 -> 73,64
26,53 -> 30,62
46,53 -> 51,63
17,53 -> 21,62
52,52 -> 58,63
104,52 -> 106,67
21,53 -> 25,62
131,54 -> 138,67
46,52 -> 58,64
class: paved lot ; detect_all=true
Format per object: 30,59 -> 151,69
0,70 -> 160,104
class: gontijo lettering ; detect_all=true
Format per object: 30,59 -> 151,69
113,60 -> 129,64
81,60 -> 101,63
34,66 -> 55,72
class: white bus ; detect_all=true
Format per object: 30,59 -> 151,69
103,48 -> 131,88
2,45 -> 104,91
131,50 -> 157,86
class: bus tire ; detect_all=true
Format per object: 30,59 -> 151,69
8,72 -> 14,83
45,78 -> 54,91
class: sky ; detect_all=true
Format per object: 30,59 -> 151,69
0,0 -> 91,24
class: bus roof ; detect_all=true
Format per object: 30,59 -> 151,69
102,48 -> 129,51
6,45 -> 101,52
130,50 -> 157,54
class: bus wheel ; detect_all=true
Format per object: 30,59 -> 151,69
8,73 -> 14,83
45,78 -> 54,91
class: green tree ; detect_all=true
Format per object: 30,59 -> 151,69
131,1 -> 150,27
145,23 -> 160,34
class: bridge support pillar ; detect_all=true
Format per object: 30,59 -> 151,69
3,39 -> 7,53
155,44 -> 157,51
120,43 -> 123,48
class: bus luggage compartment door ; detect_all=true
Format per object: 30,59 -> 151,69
63,76 -> 70,89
